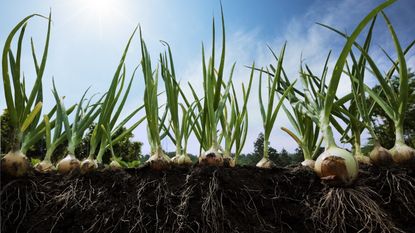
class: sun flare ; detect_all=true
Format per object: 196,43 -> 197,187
78,0 -> 126,34
84,0 -> 115,18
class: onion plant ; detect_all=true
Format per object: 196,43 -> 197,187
53,81 -> 101,174
256,44 -> 295,168
82,28 -> 142,172
194,11 -> 234,166
360,12 -> 415,167
321,11 -> 415,167
259,49 -> 346,169
332,17 -> 379,165
100,124 -> 121,170
280,98 -> 322,168
311,1 -> 395,185
34,85 -> 76,172
34,114 -> 63,172
219,65 -> 254,167
344,17 -> 393,165
160,42 -> 198,165
140,29 -> 171,170
1,14 -> 51,176
184,8 -> 234,166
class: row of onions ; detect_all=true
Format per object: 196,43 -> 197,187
1,0 -> 414,186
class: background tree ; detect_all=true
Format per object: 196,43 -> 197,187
1,110 -> 12,155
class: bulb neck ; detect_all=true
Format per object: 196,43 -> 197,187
321,119 -> 337,149
395,124 -> 405,145
264,138 -> 269,159
11,128 -> 22,152
302,147 -> 312,160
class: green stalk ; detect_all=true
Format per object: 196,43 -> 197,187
220,64 -> 254,166
160,42 -> 182,158
256,43 -> 296,168
140,28 -> 171,170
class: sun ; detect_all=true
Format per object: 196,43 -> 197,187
78,0 -> 127,35
84,0 -> 115,19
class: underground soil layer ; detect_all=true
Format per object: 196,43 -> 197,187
1,164 -> 414,233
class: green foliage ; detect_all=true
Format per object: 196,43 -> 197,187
2,13 -> 53,153
30,157 -> 41,166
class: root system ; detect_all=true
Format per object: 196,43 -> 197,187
1,164 -> 414,233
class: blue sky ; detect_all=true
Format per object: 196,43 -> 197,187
1,0 -> 415,155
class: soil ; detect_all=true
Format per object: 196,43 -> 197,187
1,164 -> 414,233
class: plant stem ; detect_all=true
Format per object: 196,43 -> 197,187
45,147 -> 54,162
353,135 -> 363,157
395,123 -> 405,145
96,139 -> 107,163
321,115 -> 337,149
264,138 -> 269,159
11,128 -> 22,152
302,146 -> 312,160
350,123 -> 363,156
176,140 -> 182,156
67,139 -> 76,155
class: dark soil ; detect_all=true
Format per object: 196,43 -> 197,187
1,164 -> 414,233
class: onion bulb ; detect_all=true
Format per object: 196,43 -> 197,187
34,160 -> 55,173
171,154 -> 192,166
57,154 -> 80,174
369,144 -> 393,166
146,148 -> 171,170
109,160 -> 122,170
301,159 -> 315,169
223,156 -> 235,167
390,144 -> 415,168
80,158 -> 98,174
355,155 -> 371,165
256,157 -> 276,169
1,150 -> 30,176
199,147 -> 224,166
314,147 -> 358,186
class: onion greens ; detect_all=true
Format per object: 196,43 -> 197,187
313,0 -> 395,185
281,102 -> 322,168
360,12 -> 415,167
53,81 -> 101,174
34,114 -> 62,172
195,7 -> 235,166
82,28 -> 142,172
1,13 -> 51,176
160,42 -> 198,165
219,66 -> 254,166
256,43 -> 295,168
320,10 -> 415,167
140,28 -> 171,170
